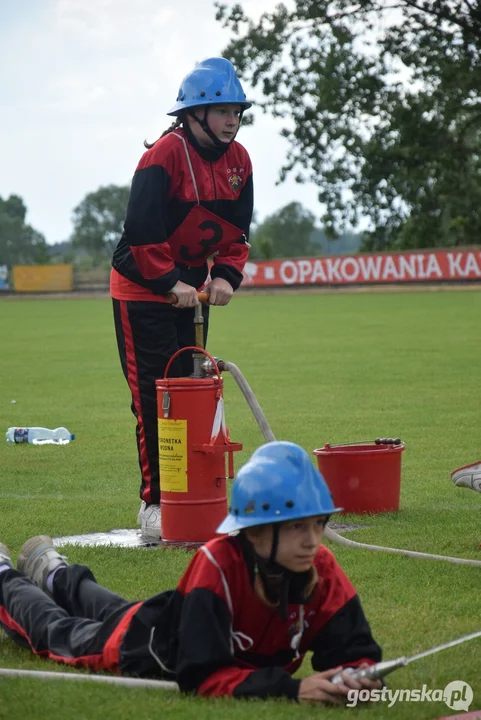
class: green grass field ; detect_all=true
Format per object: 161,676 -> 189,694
0,290 -> 480,720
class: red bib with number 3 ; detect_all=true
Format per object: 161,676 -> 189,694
167,204 -> 245,267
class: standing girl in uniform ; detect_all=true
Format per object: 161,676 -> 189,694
110,58 -> 253,536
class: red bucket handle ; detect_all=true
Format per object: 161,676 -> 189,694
323,438 -> 404,449
163,346 -> 223,384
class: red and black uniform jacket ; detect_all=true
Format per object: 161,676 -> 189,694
111,129 -> 253,300
117,535 -> 382,699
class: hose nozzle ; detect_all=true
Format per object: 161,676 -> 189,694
331,658 -> 408,685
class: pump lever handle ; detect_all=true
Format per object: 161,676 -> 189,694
167,291 -> 210,305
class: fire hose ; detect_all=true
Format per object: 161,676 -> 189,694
331,628 -> 481,685
0,666 -> 178,690
207,358 -> 481,568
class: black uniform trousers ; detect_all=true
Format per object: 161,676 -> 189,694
112,300 -> 209,505
0,565 -> 136,669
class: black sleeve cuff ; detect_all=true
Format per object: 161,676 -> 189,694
285,677 -> 302,701
143,268 -> 181,295
210,264 -> 244,291
233,669 -> 301,700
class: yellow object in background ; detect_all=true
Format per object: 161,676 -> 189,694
13,265 -> 73,292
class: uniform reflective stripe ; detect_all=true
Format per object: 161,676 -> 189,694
119,302 -> 152,500
200,546 -> 254,652
200,546 -> 234,614
172,133 -> 200,204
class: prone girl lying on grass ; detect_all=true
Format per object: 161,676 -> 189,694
0,441 -> 382,705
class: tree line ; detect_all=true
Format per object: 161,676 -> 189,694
0,186 -> 130,269
216,0 -> 481,250
0,189 -> 362,267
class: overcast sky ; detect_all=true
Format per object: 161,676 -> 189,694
0,0 -> 325,245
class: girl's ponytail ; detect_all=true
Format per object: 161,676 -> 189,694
143,116 -> 183,149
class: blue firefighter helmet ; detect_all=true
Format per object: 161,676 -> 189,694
217,441 -> 343,534
167,57 -> 252,116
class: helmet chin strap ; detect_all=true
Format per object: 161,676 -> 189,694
252,524 -> 315,622
269,523 -> 280,564
188,106 -> 242,151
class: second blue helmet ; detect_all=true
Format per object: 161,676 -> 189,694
217,441 -> 343,534
167,57 -> 252,116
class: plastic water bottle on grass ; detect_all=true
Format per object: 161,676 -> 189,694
6,427 -> 75,445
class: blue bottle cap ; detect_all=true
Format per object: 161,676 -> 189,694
70,434 -> 76,440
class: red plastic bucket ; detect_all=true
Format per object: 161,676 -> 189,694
313,442 -> 405,514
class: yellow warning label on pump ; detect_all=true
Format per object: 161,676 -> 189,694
158,419 -> 187,493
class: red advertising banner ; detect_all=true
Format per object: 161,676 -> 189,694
241,250 -> 481,287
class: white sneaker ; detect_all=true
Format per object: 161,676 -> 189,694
138,502 -> 161,537
0,543 -> 12,568
137,501 -> 146,525
451,462 -> 481,493
17,535 -> 68,594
